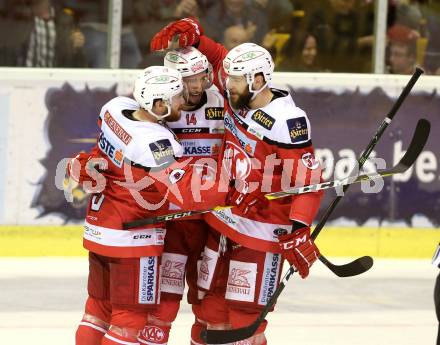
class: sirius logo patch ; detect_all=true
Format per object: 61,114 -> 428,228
286,117 -> 308,143
251,109 -> 275,130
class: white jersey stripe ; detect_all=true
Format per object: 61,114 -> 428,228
84,221 -> 165,248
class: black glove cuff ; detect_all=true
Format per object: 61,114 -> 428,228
291,220 -> 308,232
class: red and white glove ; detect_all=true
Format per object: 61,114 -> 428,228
278,224 -> 320,279
66,151 -> 107,191
226,180 -> 269,216
150,17 -> 204,51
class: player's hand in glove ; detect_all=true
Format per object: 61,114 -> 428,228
278,222 -> 320,278
66,151 -> 107,192
226,180 -> 269,216
150,17 -> 204,51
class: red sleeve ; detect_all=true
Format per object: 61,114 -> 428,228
150,157 -> 228,211
197,36 -> 229,93
276,145 -> 323,225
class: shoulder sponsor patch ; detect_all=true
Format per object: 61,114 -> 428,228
286,117 -> 309,143
149,139 -> 174,165
205,107 -> 224,120
103,111 -> 132,145
251,109 -> 275,130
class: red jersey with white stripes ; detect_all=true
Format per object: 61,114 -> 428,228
197,36 -> 323,253
79,96 -> 225,258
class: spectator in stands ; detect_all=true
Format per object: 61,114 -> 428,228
253,0 -> 294,33
19,0 -> 87,67
277,32 -> 324,72
202,0 -> 268,45
295,33 -> 322,72
387,24 -> 418,75
63,0 -> 141,68
420,3 -> 440,75
305,0 -> 361,72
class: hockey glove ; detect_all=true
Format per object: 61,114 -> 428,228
150,17 -> 204,51
278,224 -> 320,279
66,151 -> 107,192
226,180 -> 269,216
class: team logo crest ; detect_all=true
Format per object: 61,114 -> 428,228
301,152 -> 319,170
222,141 -> 252,180
141,326 -> 165,342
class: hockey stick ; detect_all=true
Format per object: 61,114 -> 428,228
201,117 -> 430,345
201,69 -> 426,344
311,67 -> 424,241
121,166 -> 402,229
123,118 -> 428,281
123,118 -> 427,230
266,119 -> 430,200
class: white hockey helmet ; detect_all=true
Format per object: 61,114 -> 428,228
223,43 -> 274,96
133,66 -> 183,120
164,46 -> 209,77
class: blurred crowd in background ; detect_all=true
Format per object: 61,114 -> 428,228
0,0 -> 439,75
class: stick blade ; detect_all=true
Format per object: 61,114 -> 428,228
321,255 -> 373,278
201,321 -> 260,344
398,118 -> 430,169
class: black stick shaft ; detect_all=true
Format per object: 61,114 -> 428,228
311,67 -> 423,240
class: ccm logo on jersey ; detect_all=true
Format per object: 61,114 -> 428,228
251,109 -> 275,130
286,117 -> 309,143
205,107 -> 224,120
149,139 -> 174,165
98,132 -> 124,167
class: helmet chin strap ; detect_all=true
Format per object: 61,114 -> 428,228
246,73 -> 268,100
147,104 -> 171,121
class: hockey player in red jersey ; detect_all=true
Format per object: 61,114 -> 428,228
151,18 -> 324,344
70,66 -> 226,345
137,47 -> 225,345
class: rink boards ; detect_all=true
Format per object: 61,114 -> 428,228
0,225 -> 437,258
0,69 -> 438,258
